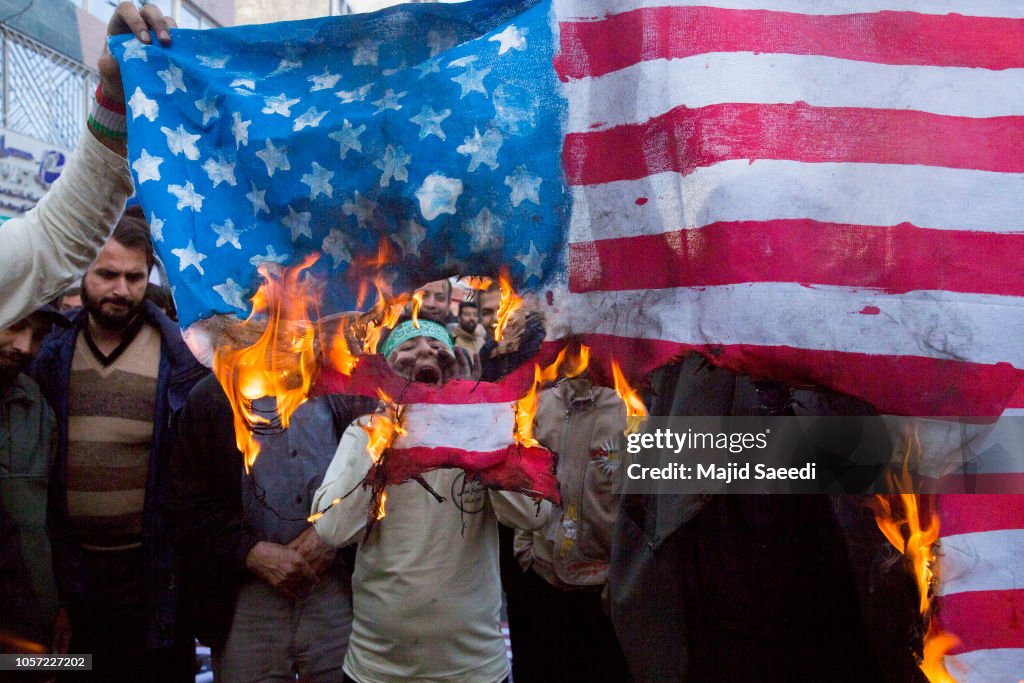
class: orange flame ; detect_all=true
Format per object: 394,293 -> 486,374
514,344 -> 590,448
611,359 -> 647,434
462,275 -> 494,291
213,254 -> 320,470
356,389 -> 404,520
873,425 -> 958,682
410,290 -> 424,329
494,267 -> 523,342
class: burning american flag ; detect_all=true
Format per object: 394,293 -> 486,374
112,0 -> 1024,419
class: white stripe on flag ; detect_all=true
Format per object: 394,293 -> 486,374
554,0 -> 1024,20
568,165 -> 1024,243
550,283 -> 1024,367
938,529 -> 1024,596
945,648 -> 1024,683
393,402 -> 515,452
563,55 -> 1024,132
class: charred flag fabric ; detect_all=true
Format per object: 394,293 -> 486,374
115,0 -> 1024,419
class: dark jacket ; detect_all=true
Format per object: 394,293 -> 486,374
29,301 -> 208,650
167,374 -> 374,650
608,354 -> 923,683
0,373 -> 59,650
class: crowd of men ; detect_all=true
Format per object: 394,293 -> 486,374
0,3 -> 932,683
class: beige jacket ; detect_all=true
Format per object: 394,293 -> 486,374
449,323 -> 487,356
515,381 -> 625,588
0,132 -> 133,327
313,418 -> 551,683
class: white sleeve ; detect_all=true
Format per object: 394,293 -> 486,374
0,131 -> 133,327
490,490 -> 553,533
311,417 -> 375,548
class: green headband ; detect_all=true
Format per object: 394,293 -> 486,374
380,319 -> 454,359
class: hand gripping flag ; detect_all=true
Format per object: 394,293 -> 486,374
114,0 -> 1024,419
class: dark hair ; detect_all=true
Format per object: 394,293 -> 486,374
459,301 -> 478,313
110,210 -> 155,272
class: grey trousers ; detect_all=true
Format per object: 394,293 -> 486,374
213,572 -> 353,683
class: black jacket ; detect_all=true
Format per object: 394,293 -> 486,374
29,301 -> 208,651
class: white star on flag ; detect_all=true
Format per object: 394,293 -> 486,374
341,191 -> 378,229
516,241 -> 545,282
262,93 -> 300,117
414,56 -> 442,79
168,181 -> 205,212
171,239 -> 207,274
122,38 -> 148,62
493,84 -> 537,134
231,113 -> 251,149
149,213 -> 165,242
309,68 -> 341,92
410,105 -> 451,141
269,59 -> 302,76
466,207 -> 503,252
375,145 -> 411,187
202,156 -> 237,187
322,229 -> 353,267
328,120 -> 365,159
489,25 -> 529,55
349,38 -> 382,66
372,89 -> 407,115
451,63 -> 491,99
230,78 -> 255,90
381,61 -> 407,77
197,55 -> 228,69
212,219 -> 242,249
392,218 -> 426,258
213,278 -> 248,309
335,84 -> 372,104
293,107 -> 328,131
132,149 -> 163,184
157,64 -> 187,95
128,87 -> 159,122
246,181 -> 270,216
415,174 -> 463,221
301,162 -> 335,199
457,127 -> 504,172
256,139 -> 290,177
504,165 -> 542,207
249,245 -> 289,267
282,205 -> 313,241
161,124 -> 201,160
194,96 -> 220,125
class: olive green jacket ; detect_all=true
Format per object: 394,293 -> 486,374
0,373 -> 59,644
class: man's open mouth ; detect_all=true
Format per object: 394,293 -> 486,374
414,366 -> 440,384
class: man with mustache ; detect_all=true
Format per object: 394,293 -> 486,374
0,305 -> 69,654
31,214 -> 207,681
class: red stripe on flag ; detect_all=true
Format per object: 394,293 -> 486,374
938,494 -> 1024,536
385,444 -> 560,504
924,473 -> 1024,494
555,7 -> 1024,80
937,589 -> 1024,655
577,334 -> 1022,418
312,345 -> 566,403
563,103 -> 1024,186
569,221 -> 1024,296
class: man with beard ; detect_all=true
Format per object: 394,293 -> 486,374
0,306 -> 69,654
450,300 -> 486,356
31,214 -> 207,682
